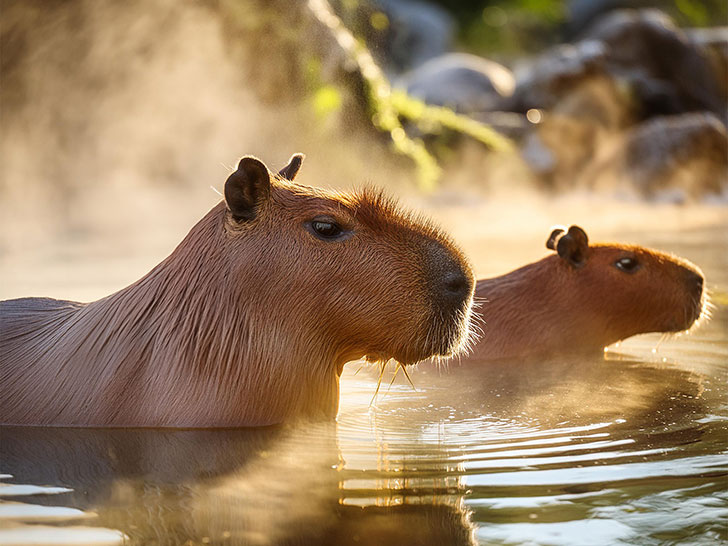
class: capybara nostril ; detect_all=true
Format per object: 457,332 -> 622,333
686,269 -> 704,296
433,261 -> 473,315
442,270 -> 470,304
426,242 -> 473,315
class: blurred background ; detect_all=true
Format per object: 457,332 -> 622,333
1,0 -> 726,301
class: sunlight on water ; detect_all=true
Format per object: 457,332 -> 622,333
0,476 -> 127,545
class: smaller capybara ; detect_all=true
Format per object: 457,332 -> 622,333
465,225 -> 705,361
0,154 -> 475,427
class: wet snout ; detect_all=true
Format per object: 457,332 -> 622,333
685,269 -> 704,300
427,243 -> 474,315
682,266 -> 705,326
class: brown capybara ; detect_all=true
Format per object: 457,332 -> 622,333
0,154 -> 475,427
465,225 -> 705,361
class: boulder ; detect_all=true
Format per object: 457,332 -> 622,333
397,52 -> 515,113
583,9 -> 726,121
580,112 -> 728,201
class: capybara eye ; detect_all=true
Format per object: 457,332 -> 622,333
310,219 -> 344,240
615,257 -> 640,273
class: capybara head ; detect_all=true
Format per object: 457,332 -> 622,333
222,154 -> 475,367
545,225 -> 705,344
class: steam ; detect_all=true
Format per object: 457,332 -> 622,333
0,1 -> 406,259
1,1 -> 725,303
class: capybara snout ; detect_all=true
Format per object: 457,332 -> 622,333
623,252 -> 705,333
682,268 -> 705,326
421,241 -> 475,357
427,242 -> 474,311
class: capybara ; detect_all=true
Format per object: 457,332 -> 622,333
465,225 -> 705,361
0,154 -> 475,427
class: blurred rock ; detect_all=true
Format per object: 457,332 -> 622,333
376,0 -> 455,74
468,111 -> 530,140
685,27 -> 728,107
333,0 -> 454,76
579,113 -> 728,201
518,73 -> 632,186
551,72 -> 632,129
521,111 -> 604,188
583,9 -> 726,122
504,40 -> 609,113
397,52 -> 515,113
565,0 -> 641,39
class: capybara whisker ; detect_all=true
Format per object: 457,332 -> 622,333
399,363 -> 417,391
370,362 -> 388,406
383,364 -> 402,397
0,154 -> 474,427
694,289 -> 714,328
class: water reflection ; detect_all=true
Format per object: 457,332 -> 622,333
0,474 -> 126,545
0,423 -> 476,545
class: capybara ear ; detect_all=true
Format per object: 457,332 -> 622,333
567,225 -> 589,250
556,225 -> 589,268
278,153 -> 305,181
546,226 -> 566,250
224,156 -> 271,222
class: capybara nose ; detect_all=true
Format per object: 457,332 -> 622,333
443,271 -> 469,301
685,269 -> 704,297
436,265 -> 473,312
426,242 -> 473,313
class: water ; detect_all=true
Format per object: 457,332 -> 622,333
1,216 -> 726,546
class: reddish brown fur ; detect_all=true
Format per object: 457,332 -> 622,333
0,156 -> 474,427
466,239 -> 705,362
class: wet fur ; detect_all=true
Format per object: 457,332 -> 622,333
467,242 -> 705,361
0,162 -> 474,427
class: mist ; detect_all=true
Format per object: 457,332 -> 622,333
1,0 -> 726,301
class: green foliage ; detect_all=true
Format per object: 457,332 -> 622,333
308,0 -> 512,191
390,91 -> 512,153
674,0 -> 709,26
360,62 -> 513,192
313,85 -> 343,119
455,0 -> 568,57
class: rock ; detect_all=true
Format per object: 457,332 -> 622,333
579,112 -> 728,201
335,0 -> 455,76
565,0 -> 635,39
521,111 -> 606,188
504,40 -> 609,113
376,0 -> 455,74
397,52 -> 515,113
582,9 -> 726,121
468,111 -> 530,139
518,72 -> 633,187
685,27 -> 728,107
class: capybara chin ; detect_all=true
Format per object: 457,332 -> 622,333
467,225 -> 705,362
0,154 -> 475,427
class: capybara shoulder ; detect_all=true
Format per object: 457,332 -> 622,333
0,154 -> 475,427
468,225 -> 704,361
